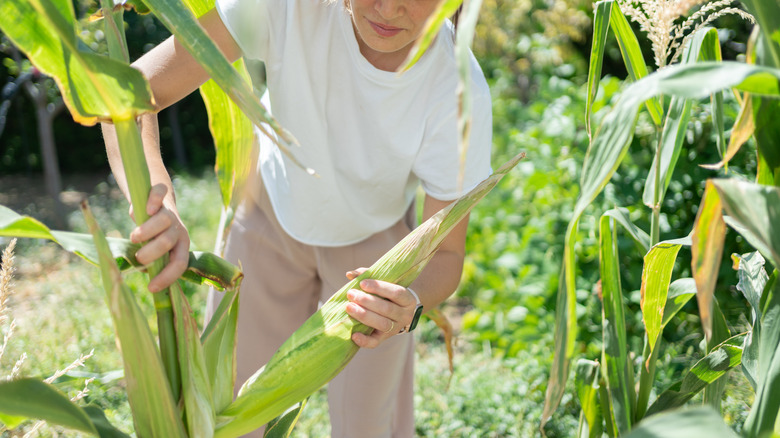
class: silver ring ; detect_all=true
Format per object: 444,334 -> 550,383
384,320 -> 395,334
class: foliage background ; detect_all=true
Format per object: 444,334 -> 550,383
0,0 -> 761,435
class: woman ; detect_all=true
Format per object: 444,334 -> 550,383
102,0 -> 492,435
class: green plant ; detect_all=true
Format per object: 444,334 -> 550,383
0,0 -> 524,436
540,0 -> 780,435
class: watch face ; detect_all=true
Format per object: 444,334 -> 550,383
409,304 -> 424,331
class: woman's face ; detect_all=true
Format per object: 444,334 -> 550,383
348,0 -> 439,70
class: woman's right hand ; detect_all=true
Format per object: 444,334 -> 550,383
129,184 -> 191,293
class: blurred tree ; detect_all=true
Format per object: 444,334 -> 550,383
1,39 -> 66,228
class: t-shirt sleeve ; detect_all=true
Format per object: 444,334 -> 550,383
413,78 -> 493,201
215,0 -> 283,60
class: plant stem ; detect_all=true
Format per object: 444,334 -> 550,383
114,118 -> 181,401
638,123 -> 665,422
97,1 -> 180,400
649,125 -> 664,245
634,338 -> 659,421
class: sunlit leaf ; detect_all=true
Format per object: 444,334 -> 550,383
641,241 -> 684,356
692,181 -> 727,342
0,0 -> 154,124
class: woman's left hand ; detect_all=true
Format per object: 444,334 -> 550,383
344,268 -> 420,348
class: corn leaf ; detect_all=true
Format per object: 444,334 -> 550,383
625,407 -> 738,438
141,0 -> 311,174
170,282 -> 216,438
81,202 -> 187,438
641,240 -> 684,356
453,0 -> 483,189
0,0 -> 154,124
661,278 -> 697,328
603,207 -> 650,255
179,0 -> 255,212
691,181 -> 727,342
702,298 -> 732,409
713,179 -> 780,274
585,1 -> 614,141
752,96 -> 780,185
215,153 -> 525,438
0,378 -> 97,435
542,223 -> 578,430
743,271 -> 780,437
608,1 -> 662,126
400,0 -> 462,72
733,252 -> 769,389
427,308 -> 455,376
0,205 -> 241,290
82,405 -> 133,438
642,27 -> 719,208
575,359 -> 603,438
263,400 -> 307,438
599,215 -> 634,434
645,333 -> 745,416
739,0 -> 780,69
545,60 -> 780,425
702,94 -> 755,171
202,288 -> 241,413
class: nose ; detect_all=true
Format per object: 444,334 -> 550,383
374,0 -> 404,20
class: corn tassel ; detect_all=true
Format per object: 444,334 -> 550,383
214,153 -> 525,438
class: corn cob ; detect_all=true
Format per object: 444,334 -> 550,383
214,153 -> 525,438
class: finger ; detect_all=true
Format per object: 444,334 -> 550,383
130,211 -> 174,244
345,300 -> 396,335
345,267 -> 368,280
359,279 -> 415,307
351,331 -> 382,349
135,225 -> 180,266
347,288 -> 400,321
147,184 -> 168,216
148,240 -> 190,292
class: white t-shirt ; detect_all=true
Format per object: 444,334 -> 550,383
216,0 -> 493,246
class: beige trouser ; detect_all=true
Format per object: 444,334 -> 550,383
206,186 -> 416,438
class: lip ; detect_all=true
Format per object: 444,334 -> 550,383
367,19 -> 403,37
